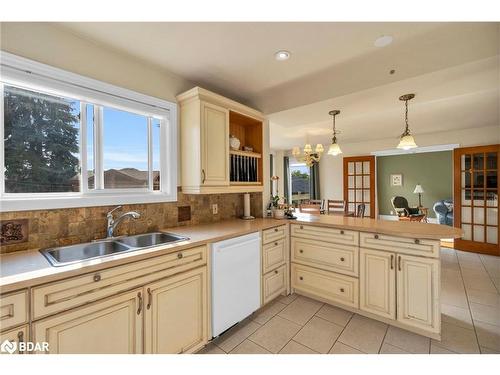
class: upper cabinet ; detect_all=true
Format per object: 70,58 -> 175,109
177,87 -> 265,194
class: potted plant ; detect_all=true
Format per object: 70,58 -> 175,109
271,195 -> 286,219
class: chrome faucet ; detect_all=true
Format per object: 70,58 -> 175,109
106,206 -> 141,238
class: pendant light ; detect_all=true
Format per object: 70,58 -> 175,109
397,93 -> 418,150
328,110 -> 342,156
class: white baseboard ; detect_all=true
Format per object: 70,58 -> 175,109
378,214 -> 438,224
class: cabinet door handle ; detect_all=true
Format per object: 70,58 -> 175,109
340,230 -> 344,235
398,256 -> 402,272
274,228 -> 279,232
299,276 -> 303,280
340,257 -> 345,262
390,254 -> 394,270
274,270 -> 279,274
201,169 -> 206,184
340,288 -> 345,293
147,288 -> 152,310
93,273 -> 101,282
274,242 -> 278,246
300,225 -> 304,229
299,249 -> 304,253
414,239 -> 420,244
17,330 -> 24,354
137,292 -> 143,315
374,234 -> 379,239
177,252 -> 183,259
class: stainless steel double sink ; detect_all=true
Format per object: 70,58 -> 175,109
40,232 -> 189,267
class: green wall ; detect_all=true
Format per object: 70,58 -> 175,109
376,151 -> 453,218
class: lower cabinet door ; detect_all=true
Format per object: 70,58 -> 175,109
397,254 -> 440,333
262,264 -> 287,305
0,325 -> 28,354
32,289 -> 143,354
360,248 -> 396,319
144,267 -> 207,354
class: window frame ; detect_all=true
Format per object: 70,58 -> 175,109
0,51 -> 177,212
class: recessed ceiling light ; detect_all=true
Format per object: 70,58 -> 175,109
374,35 -> 393,47
275,50 -> 291,61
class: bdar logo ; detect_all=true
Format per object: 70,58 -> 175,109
1,340 -> 17,354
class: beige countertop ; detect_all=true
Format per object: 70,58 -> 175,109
0,215 -> 462,293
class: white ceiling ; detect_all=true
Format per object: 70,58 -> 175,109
268,56 -> 499,150
56,22 -> 499,113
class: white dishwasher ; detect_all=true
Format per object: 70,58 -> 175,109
211,231 -> 261,338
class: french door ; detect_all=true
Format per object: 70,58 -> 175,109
454,145 -> 499,255
343,156 -> 375,218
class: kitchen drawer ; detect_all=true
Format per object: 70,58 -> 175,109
0,325 -> 29,354
262,225 -> 287,244
262,264 -> 287,305
291,238 -> 358,277
262,238 -> 287,274
291,263 -> 359,309
1,290 -> 28,332
291,224 -> 358,246
359,232 -> 439,258
32,245 -> 207,320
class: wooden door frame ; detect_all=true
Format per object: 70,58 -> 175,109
454,144 -> 500,256
343,155 -> 376,218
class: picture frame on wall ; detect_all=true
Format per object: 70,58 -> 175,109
390,174 -> 403,186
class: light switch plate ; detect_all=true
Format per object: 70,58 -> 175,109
212,204 -> 218,215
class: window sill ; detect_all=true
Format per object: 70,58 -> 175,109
0,191 -> 177,212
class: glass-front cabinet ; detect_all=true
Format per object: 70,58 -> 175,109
455,145 -> 499,255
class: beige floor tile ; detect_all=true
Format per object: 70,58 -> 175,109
467,289 -> 500,308
213,319 -> 261,353
252,300 -> 287,325
278,296 -> 323,325
474,320 -> 500,351
277,293 -> 299,305
293,316 -> 344,353
430,343 -> 458,354
379,343 -> 409,354
383,326 -> 430,353
431,321 -> 479,353
315,304 -> 353,327
480,346 -> 500,354
469,302 -> 500,326
279,340 -> 318,354
229,340 -> 271,354
249,315 -> 302,353
338,314 -> 388,354
441,289 -> 469,309
329,342 -> 364,354
463,277 -> 498,294
197,343 -> 226,354
440,248 -> 457,256
441,303 -> 474,330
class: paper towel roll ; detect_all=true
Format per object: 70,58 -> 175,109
243,193 -> 251,218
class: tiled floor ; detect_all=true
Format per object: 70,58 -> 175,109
198,248 -> 500,354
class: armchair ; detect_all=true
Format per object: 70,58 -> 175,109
433,199 -> 453,226
391,196 -> 421,217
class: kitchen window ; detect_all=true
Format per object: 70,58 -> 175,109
0,52 -> 177,211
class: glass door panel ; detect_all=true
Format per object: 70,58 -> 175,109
343,156 -> 375,218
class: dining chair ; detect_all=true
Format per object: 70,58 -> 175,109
327,199 -> 345,214
299,204 -> 322,215
308,199 -> 325,213
356,203 -> 366,218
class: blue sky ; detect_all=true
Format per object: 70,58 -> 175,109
85,105 -> 160,171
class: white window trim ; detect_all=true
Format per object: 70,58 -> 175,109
0,51 -> 178,212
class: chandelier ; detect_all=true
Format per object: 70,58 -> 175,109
292,140 -> 324,167
328,110 -> 342,156
397,93 -> 418,150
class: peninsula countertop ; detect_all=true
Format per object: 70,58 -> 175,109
0,215 -> 462,293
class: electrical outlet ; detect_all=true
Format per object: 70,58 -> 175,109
212,204 -> 218,215
390,210 -> 394,215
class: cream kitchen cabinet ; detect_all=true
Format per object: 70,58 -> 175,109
397,254 -> 440,333
144,267 -> 207,354
359,248 -> 440,335
200,101 -> 230,186
359,248 -> 396,319
261,225 -> 289,305
177,87 -> 264,194
33,289 -> 143,354
0,325 -> 28,354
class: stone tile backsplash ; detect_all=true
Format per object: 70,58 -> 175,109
0,190 -> 262,254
